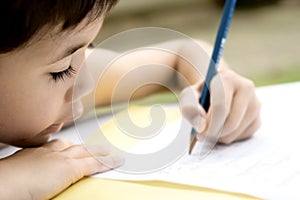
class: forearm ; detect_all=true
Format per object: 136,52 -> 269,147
83,47 -> 177,109
83,39 -> 228,110
0,161 -> 26,199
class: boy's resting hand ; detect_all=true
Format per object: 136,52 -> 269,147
0,139 -> 124,200
180,69 -> 261,144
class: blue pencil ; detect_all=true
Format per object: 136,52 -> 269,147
189,0 -> 237,154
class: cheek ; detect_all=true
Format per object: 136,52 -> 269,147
0,82 -> 66,142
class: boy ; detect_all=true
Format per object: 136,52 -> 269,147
0,0 -> 261,199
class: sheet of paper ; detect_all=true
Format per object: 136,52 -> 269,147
93,133 -> 300,200
91,83 -> 300,200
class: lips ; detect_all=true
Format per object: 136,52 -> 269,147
41,123 -> 64,135
41,104 -> 84,135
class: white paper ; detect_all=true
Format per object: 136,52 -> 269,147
94,82 -> 300,200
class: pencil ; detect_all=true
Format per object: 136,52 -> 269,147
189,0 -> 237,154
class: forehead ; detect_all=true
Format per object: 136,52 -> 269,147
6,17 -> 104,65
49,16 -> 104,42
45,18 -> 103,55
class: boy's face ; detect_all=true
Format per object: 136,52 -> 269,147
0,17 -> 103,147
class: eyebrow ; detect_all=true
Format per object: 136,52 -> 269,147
50,43 -> 87,64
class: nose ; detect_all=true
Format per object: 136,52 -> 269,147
75,62 -> 95,100
65,61 -> 95,103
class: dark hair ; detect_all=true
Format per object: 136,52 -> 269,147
0,0 -> 118,53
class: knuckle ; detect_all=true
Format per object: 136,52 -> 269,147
219,69 -> 235,82
223,69 -> 234,78
243,79 -> 255,90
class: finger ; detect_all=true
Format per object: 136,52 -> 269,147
64,157 -> 111,182
86,145 -> 111,157
95,155 -> 125,172
204,75 -> 227,140
218,98 -> 261,144
220,94 -> 261,144
235,117 -> 261,141
42,139 -> 73,151
179,85 -> 207,133
222,76 -> 257,137
220,72 -> 235,119
79,155 -> 125,176
221,88 -> 250,137
61,154 -> 125,184
219,116 -> 261,144
196,71 -> 235,139
62,144 -> 111,158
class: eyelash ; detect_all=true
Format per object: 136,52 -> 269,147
50,66 -> 76,82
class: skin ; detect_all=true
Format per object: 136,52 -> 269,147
0,13 -> 261,200
0,18 -> 101,147
0,17 -> 124,199
85,40 -> 261,144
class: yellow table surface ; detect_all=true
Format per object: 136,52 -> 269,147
54,178 -> 260,200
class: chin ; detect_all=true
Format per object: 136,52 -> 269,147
6,123 -> 64,148
11,134 -> 51,148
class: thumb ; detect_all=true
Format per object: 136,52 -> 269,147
179,86 -> 207,133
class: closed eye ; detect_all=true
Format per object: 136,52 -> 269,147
50,66 -> 76,82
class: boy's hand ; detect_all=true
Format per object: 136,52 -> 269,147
180,69 -> 261,144
0,139 -> 124,200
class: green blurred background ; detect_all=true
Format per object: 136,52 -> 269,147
95,0 -> 300,87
